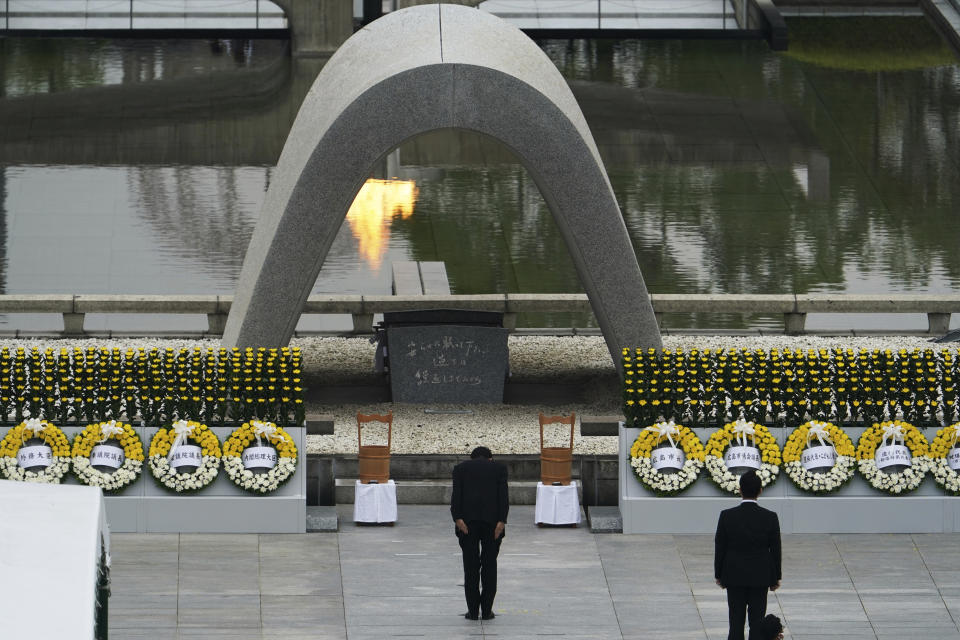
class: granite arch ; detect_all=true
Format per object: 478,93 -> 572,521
222,4 -> 662,368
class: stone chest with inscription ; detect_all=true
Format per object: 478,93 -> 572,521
381,310 -> 509,403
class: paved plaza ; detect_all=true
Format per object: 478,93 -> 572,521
108,505 -> 960,639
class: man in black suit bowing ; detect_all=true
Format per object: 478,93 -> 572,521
451,446 -> 509,621
715,469 -> 782,640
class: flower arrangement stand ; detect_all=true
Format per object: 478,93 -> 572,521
48,424 -> 307,533
619,424 -> 960,535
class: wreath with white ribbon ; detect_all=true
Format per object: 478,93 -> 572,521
148,420 -> 222,493
0,418 -> 71,483
929,423 -> 960,495
782,421 -> 856,494
223,420 -> 298,494
856,420 -> 930,494
72,420 -> 144,492
629,420 -> 705,496
705,419 -> 781,494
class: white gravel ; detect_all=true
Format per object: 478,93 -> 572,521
0,334 -> 945,456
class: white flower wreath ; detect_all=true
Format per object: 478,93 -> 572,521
927,423 -> 960,495
223,420 -> 298,494
72,420 -> 145,492
782,421 -> 856,494
148,420 -> 222,493
0,418 -> 72,484
704,419 -> 781,495
629,420 -> 705,496
856,420 -> 931,495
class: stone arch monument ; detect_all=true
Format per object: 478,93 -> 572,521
222,4 -> 663,368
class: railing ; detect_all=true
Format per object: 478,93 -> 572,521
0,293 -> 956,337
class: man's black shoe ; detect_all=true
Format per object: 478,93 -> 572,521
464,612 -> 479,620
481,612 -> 496,620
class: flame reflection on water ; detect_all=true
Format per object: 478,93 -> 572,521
344,178 -> 419,270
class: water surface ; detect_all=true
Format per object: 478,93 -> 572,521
0,22 -> 958,332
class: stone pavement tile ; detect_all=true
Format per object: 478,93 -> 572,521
176,593 -> 261,628
875,629 -> 960,639
258,536 -> 343,597
178,567 -> 260,596
260,594 -> 344,629
177,631 -> 262,640
261,630 -> 347,640
261,632 -> 347,640
110,571 -> 180,596
109,593 -> 178,628
783,619 -> 876,636
178,533 -> 260,552
108,631 -> 177,640
857,592 -> 956,625
343,631 -> 482,640
111,532 -> 180,553
621,634 -> 707,640
775,589 -> 868,622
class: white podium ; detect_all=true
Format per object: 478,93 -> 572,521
534,480 -> 581,525
353,479 -> 398,524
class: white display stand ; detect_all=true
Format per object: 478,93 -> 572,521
2,424 -> 307,534
619,424 -> 960,534
535,481 -> 582,525
354,479 -> 398,524
0,480 -> 109,639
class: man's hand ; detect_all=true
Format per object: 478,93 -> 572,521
494,521 -> 505,540
770,580 -> 781,592
455,519 -> 469,535
715,579 -> 724,589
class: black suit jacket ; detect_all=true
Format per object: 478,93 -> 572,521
450,457 -> 509,526
715,501 -> 782,588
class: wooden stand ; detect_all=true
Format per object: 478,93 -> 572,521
357,412 -> 392,484
539,412 -> 575,486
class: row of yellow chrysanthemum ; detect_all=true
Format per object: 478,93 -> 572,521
622,347 -> 960,428
0,346 -> 304,427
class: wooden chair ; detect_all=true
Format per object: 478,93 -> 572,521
539,412 -> 575,486
357,412 -> 392,484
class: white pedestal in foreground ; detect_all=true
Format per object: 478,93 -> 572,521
535,480 -> 581,525
354,479 -> 398,523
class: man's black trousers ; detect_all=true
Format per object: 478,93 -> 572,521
725,585 -> 768,640
458,520 -> 503,616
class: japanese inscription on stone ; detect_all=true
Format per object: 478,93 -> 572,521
387,325 -> 509,403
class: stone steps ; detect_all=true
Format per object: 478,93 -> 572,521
307,453 -> 619,506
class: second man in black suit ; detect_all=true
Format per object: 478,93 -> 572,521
714,469 -> 782,640
451,446 -> 509,621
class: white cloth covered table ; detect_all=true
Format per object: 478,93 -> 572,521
0,480 -> 109,639
535,480 -> 581,525
353,479 -> 398,523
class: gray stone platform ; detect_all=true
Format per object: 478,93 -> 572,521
108,505 -> 960,639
